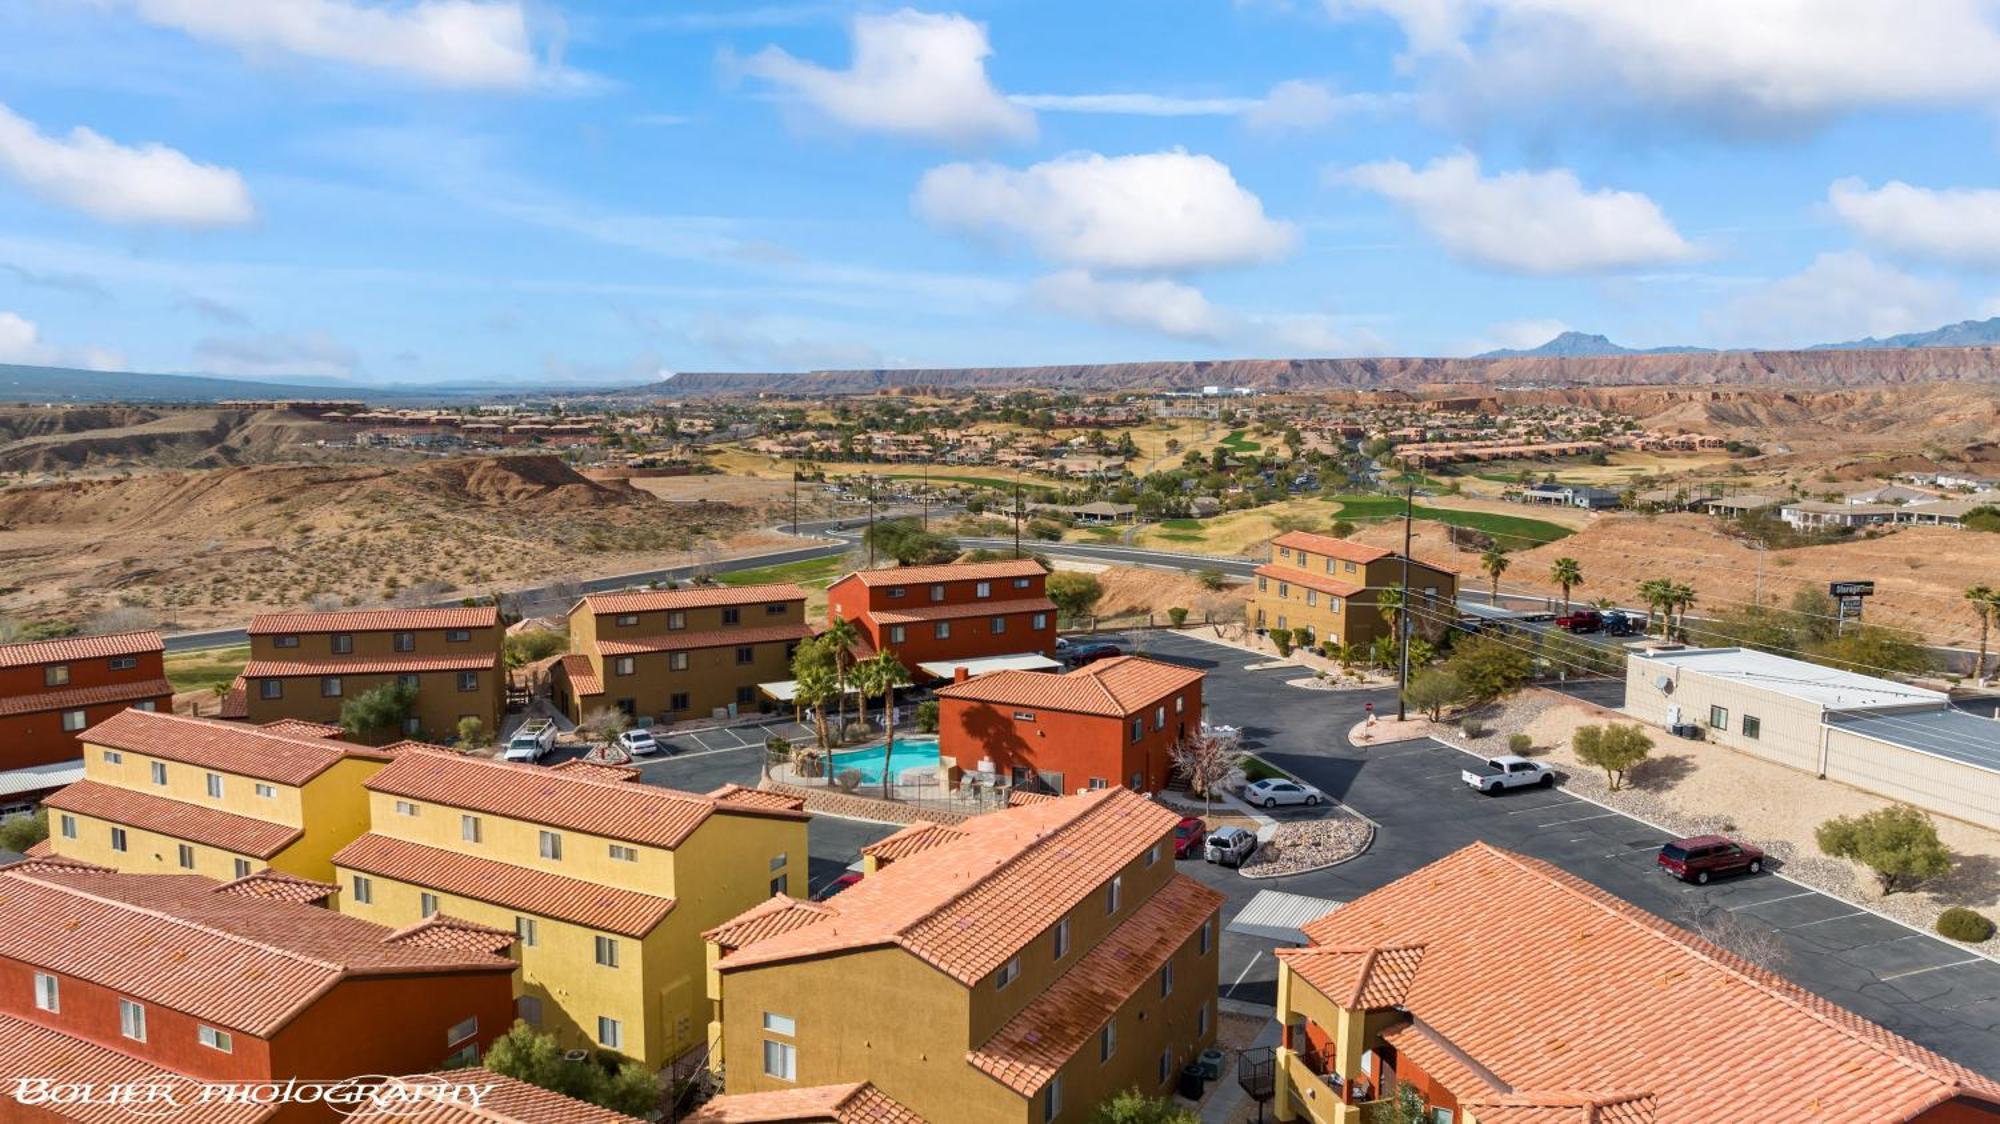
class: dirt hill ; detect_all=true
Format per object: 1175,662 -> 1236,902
1504,384 -> 2000,450
0,406 -> 352,472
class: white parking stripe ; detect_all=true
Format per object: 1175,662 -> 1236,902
1505,800 -> 1581,814
1224,951 -> 1266,1001
1534,812 -> 1620,828
1724,891 -> 1816,911
1880,957 -> 1984,981
1781,910 -> 1867,930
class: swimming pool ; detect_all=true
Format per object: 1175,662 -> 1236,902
828,735 -> 941,784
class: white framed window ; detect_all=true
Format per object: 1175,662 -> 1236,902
110,827 -> 127,852
1014,577 -> 1032,589
205,773 -> 223,799
929,584 -> 945,602
461,815 -> 482,843
615,613 -> 639,627
58,814 -> 75,839
769,852 -> 788,872
762,1012 -> 796,1036
762,1040 -> 797,1082
1053,917 -> 1070,959
150,761 -> 167,785
975,581 -> 991,598
457,671 -> 480,692
119,998 -> 147,1042
1146,844 -> 1160,867
1198,1000 -> 1210,1037
420,893 -> 439,918
1107,874 -> 1122,914
62,710 -> 87,732
254,783 -> 275,799
1708,705 -> 1729,730
1032,613 -> 1049,630
44,664 -> 68,687
669,651 -> 689,671
889,625 -> 907,644
614,656 -> 635,676
446,1016 -> 478,1046
597,1017 -> 622,1050
351,875 -> 372,904
1200,917 -> 1213,956
934,621 -> 951,640
1161,961 -> 1175,998
595,935 -> 620,967
609,844 -> 637,862
103,749 -> 122,765
516,916 -> 538,947
539,830 -> 563,860
199,1025 -> 233,1053
996,956 -> 1020,990
321,676 -> 342,698
233,858 -> 251,878
516,996 -> 543,1026
33,972 -> 58,1013
177,844 -> 195,869
991,616 -> 1007,635
259,680 -> 283,700
1043,1075 -> 1062,1123
394,800 -> 419,817
1159,1049 -> 1171,1087
1099,1020 -> 1116,1062
667,611 -> 686,630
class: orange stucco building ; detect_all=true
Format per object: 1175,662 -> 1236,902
0,631 -> 171,774
824,560 -> 1057,680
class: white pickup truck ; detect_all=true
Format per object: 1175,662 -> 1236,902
504,718 -> 557,763
1461,754 -> 1555,794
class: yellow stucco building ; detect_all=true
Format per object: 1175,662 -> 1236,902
42,709 -> 397,882
1249,531 -> 1458,650
332,750 -> 810,1071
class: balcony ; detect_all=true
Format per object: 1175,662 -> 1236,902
1280,1047 -> 1360,1124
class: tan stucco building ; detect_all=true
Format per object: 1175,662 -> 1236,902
555,584 -> 810,725
1249,531 -> 1458,650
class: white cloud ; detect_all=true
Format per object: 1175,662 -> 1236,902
1031,271 -> 1228,339
193,332 -> 358,379
915,150 -> 1296,272
120,0 -> 547,90
1710,251 -> 1960,348
0,102 -> 253,227
1828,177 -> 2000,268
1464,317 -> 1571,354
1243,81 -> 1355,132
1012,81 -> 1388,132
1247,312 -> 1389,356
0,310 -> 125,370
1338,152 -> 1697,274
1329,0 -> 2000,130
737,9 -> 1034,144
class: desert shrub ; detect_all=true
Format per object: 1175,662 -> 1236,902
1817,805 -> 1952,895
1460,716 -> 1486,739
835,768 -> 865,794
1507,733 -> 1533,755
1573,723 -> 1653,791
0,809 -> 48,853
1402,668 -> 1468,721
456,717 -> 487,747
1936,907 -> 1995,943
842,722 -> 870,743
1167,606 -> 1189,627
1196,568 -> 1227,591
1268,627 -> 1293,656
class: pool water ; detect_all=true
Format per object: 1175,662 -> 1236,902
828,735 -> 941,784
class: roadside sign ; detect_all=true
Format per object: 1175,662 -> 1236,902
1829,580 -> 1876,598
1839,596 -> 1865,614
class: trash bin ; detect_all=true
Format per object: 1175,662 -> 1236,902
1178,1063 -> 1206,1100
1198,1049 -> 1226,1080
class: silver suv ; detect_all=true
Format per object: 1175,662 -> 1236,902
1204,826 -> 1258,868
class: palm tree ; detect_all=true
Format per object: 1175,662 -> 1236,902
867,651 -> 913,799
1550,557 -> 1583,615
1968,585 -> 1998,684
1637,578 -> 1675,638
821,615 -> 860,741
793,660 -> 839,758
1376,587 -> 1404,641
1480,546 -> 1509,606
1668,582 -> 1698,641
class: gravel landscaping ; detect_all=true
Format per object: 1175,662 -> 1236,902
1241,815 -> 1373,879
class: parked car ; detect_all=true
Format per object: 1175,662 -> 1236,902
503,718 -> 557,764
1658,835 -> 1765,884
616,728 -> 662,756
1066,642 -> 1123,667
813,872 -> 863,900
1172,816 -> 1207,859
1244,778 -> 1324,808
1204,826 -> 1258,868
1461,755 -> 1554,794
1601,609 -> 1643,636
1554,609 -> 1602,633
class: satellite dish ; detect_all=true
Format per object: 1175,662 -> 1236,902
1654,675 -> 1674,694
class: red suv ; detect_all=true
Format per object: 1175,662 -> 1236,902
1657,835 -> 1764,884
1172,817 -> 1206,859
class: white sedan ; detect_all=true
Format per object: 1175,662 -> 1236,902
1244,778 -> 1324,809
616,729 -> 662,756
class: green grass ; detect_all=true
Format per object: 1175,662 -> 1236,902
1074,526 -> 1123,543
1158,532 -> 1207,543
1220,429 -> 1262,454
872,472 -> 1048,492
1241,755 -> 1286,782
1324,493 -> 1571,546
717,555 -> 850,589
165,645 -> 249,695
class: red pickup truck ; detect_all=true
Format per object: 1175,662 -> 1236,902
1554,609 -> 1602,633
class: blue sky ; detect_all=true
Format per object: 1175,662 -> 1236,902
5,1 -> 2000,386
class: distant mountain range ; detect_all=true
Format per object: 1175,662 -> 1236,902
1809,316 -> 2000,351
0,363 -> 516,404
1478,318 -> 2000,359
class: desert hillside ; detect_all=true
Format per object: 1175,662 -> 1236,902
0,455 -> 766,631
0,405 -> 353,472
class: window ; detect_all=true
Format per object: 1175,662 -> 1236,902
103,749 -> 122,765
1107,874 -> 1122,914
1154,705 -> 1166,731
1198,1001 -> 1210,1037
1708,705 -> 1729,730
395,800 -> 419,817
133,700 -> 156,712
765,602 -> 788,615
458,671 -> 480,692
199,1026 -> 233,1053
62,710 -> 86,732
930,584 -> 946,603
1099,1020 -> 1117,1062
44,664 -> 69,687
889,625 -> 907,644
515,916 -> 538,947
394,631 -> 415,652
1160,961 -> 1175,997
934,621 -> 951,639
350,875 -> 372,904
111,827 -> 127,852
975,581 -> 991,598
1257,576 -> 1268,593
1032,613 -> 1049,630
1146,844 -> 1160,867
763,1012 -> 796,1035
616,613 -> 639,627
1306,590 -> 1318,607
598,1017 -> 623,1050
737,685 -> 757,706
259,679 -> 283,700
1053,917 -> 1070,959
613,656 -> 635,677
1278,582 -> 1290,599
1159,1050 -> 1171,1087
1014,577 -> 1032,589
254,783 -> 275,798
177,844 -> 195,869
1043,1075 -> 1062,1123
321,676 -> 342,698
58,814 -> 75,839
105,655 -> 137,672
331,633 -> 353,655
608,844 -> 637,863
886,586 -> 906,599
736,646 -> 755,665
446,1016 -> 478,1046
119,999 -> 146,1042
232,858 -> 251,878
762,1039 -> 797,1082
670,692 -> 690,711
34,973 -> 58,1013
1200,917 -> 1213,955
1130,717 -> 1143,744
150,761 -> 167,785
1088,777 -> 1108,789
447,628 -> 471,643
461,815 -> 482,843
1013,711 -> 1037,723
991,616 -> 1007,635
667,611 -> 686,631
539,830 -> 563,860
1743,715 -> 1762,740
722,607 -> 742,625
402,716 -> 421,736
996,956 -> 1020,990
206,773 -> 223,799
516,996 -> 542,1026
420,893 -> 439,918
1175,695 -> 1185,715
669,651 -> 689,671
770,874 -> 788,896
769,851 -> 788,872
274,634 -> 299,649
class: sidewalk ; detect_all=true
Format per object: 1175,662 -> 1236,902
1199,1016 -> 1281,1124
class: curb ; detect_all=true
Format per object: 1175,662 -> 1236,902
1240,822 -> 1376,881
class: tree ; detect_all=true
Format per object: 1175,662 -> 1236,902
1967,585 -> 1997,684
580,705 -> 631,744
0,809 -> 48,853
456,716 -> 487,748
338,682 -> 417,742
865,517 -> 958,566
1666,582 -> 1697,640
821,615 -> 861,736
504,628 -> 568,669
1571,723 -> 1651,791
1370,1084 -> 1432,1124
1403,668 -> 1469,721
1549,557 -> 1583,615
864,650 -> 913,798
1816,805 -> 1952,894
1169,730 -> 1243,817
1479,546 -> 1510,605
1442,635 -> 1531,700
790,637 -> 840,752
1047,571 -> 1105,624
1195,568 -> 1227,592
1637,578 -> 1675,638
1810,626 -> 1931,677
1090,1089 -> 1198,1124
485,1021 -> 660,1117
1268,627 -> 1293,656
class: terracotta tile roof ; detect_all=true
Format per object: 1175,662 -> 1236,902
968,874 -> 1223,1095
701,893 -> 837,955
1377,1019 -> 1506,1099
0,629 -> 162,669
581,583 -> 809,616
1272,531 -> 1389,564
686,1082 -> 922,1123
242,654 -> 497,677
716,788 -> 1181,984
838,559 -> 1046,588
4,854 -> 114,876
1251,564 -> 1365,599
1464,1092 -> 1659,1124
868,596 -> 1057,625
597,622 -> 813,656
219,675 -> 247,719
0,867 -> 514,1036
384,913 -> 519,956
215,868 -> 339,905
0,677 -> 172,719
708,783 -> 809,813
81,709 -> 392,785
1298,843 -> 2000,1123
334,833 -> 675,938
387,1070 -> 644,1124
43,780 -> 301,858
552,758 -> 641,782
861,820 -> 966,865
247,606 -> 498,635
257,718 -> 346,738
1006,789 -> 1058,806
933,655 -> 1203,718
0,1014 -> 276,1124
1273,943 -> 1425,1009
557,653 -> 604,696
365,749 -> 803,850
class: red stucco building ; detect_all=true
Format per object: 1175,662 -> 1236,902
825,559 -> 1058,679
932,655 -> 1205,793
0,631 -> 172,773
0,856 -> 518,1123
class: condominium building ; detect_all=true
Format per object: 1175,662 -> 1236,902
42,709 -> 400,882
374,1071 -> 645,1124
333,749 -> 810,1070
1272,842 -> 2000,1124
232,608 -> 504,742
1248,532 -> 1457,650
824,560 -> 1058,680
0,630 -> 171,772
555,584 -> 811,725
0,856 -> 517,1124
700,788 -> 1223,1124
932,656 -> 1205,793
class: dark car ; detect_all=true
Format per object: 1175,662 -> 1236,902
812,872 -> 863,901
1658,835 -> 1764,884
1601,610 -> 1641,636
1172,817 -> 1206,859
1067,642 -> 1123,667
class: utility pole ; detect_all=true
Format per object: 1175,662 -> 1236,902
1013,484 -> 1024,559
791,469 -> 800,536
1395,479 -> 1414,721
866,477 -> 878,568
922,463 -> 931,530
